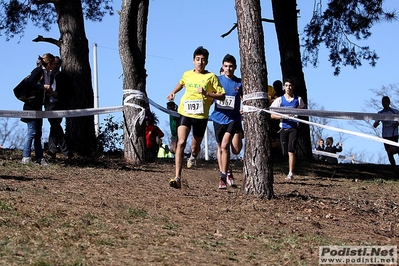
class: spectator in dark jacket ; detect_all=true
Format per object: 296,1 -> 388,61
21,53 -> 56,166
45,56 -> 73,161
324,137 -> 342,164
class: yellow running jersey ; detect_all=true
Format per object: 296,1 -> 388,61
177,70 -> 225,119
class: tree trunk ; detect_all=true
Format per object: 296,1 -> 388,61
118,0 -> 149,165
271,0 -> 312,160
235,0 -> 273,199
55,0 -> 96,155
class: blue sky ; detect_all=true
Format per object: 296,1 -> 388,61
1,0 -> 398,163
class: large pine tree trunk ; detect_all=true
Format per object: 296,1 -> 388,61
119,0 -> 149,165
271,0 -> 312,160
235,0 -> 273,199
55,0 -> 96,155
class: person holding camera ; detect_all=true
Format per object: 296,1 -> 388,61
324,137 -> 342,164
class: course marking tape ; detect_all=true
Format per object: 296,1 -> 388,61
148,98 -> 179,118
242,92 -> 268,102
242,93 -> 399,121
123,89 -> 147,127
242,104 -> 399,148
3,97 -> 399,148
312,150 -> 365,163
0,106 -> 123,119
268,107 -> 399,121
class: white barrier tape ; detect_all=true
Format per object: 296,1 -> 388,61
312,150 -> 366,164
242,92 -> 268,102
269,107 -> 399,121
241,92 -> 399,121
242,104 -> 399,148
123,89 -> 148,140
313,150 -> 352,161
242,105 -> 261,113
0,106 -> 123,119
2,95 -> 397,149
0,95 -> 177,121
313,149 -> 347,159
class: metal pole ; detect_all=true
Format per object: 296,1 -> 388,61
93,43 -> 99,135
205,126 -> 209,160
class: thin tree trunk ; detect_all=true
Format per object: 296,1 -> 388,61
235,0 -> 273,199
271,0 -> 312,160
119,0 -> 149,165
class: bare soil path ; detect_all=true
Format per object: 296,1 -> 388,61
0,150 -> 398,265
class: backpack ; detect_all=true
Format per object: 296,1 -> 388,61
13,76 -> 37,102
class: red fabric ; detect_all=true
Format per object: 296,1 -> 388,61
145,125 -> 164,148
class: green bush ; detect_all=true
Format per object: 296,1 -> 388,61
97,115 -> 123,153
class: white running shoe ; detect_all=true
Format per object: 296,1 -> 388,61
285,172 -> 294,180
187,155 -> 196,168
226,167 -> 237,187
227,174 -> 236,187
21,157 -> 32,164
39,158 -> 49,166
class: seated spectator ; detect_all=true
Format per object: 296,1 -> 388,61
145,112 -> 164,162
324,137 -> 342,164
158,140 -> 174,158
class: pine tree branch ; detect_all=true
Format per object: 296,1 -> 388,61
221,18 -> 274,38
32,35 -> 60,47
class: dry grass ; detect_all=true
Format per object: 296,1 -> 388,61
0,149 -> 398,265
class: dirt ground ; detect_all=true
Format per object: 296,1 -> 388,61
0,149 -> 398,266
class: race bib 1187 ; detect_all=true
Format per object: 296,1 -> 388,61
184,100 -> 204,114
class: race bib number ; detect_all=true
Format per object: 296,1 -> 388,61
216,95 -> 235,110
184,100 -> 204,114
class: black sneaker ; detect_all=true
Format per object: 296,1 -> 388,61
46,150 -> 56,160
169,177 -> 181,189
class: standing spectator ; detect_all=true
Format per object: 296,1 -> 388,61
315,138 -> 326,162
270,78 -> 305,179
268,84 -> 280,143
210,54 -> 243,189
373,96 -> 399,170
219,67 -> 224,75
145,112 -> 164,162
45,56 -> 73,161
167,46 -> 226,189
166,101 -> 179,154
324,137 -> 342,164
267,85 -> 278,105
21,53 -> 56,166
273,80 -> 284,97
